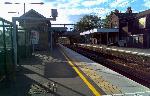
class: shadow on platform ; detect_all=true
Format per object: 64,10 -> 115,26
0,46 -> 86,96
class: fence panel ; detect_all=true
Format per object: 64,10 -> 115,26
0,18 -> 14,81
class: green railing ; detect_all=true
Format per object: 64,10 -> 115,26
17,28 -> 32,63
0,17 -> 32,82
0,17 -> 14,81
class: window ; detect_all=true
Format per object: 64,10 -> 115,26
113,21 -> 118,28
0,20 -> 2,25
139,17 -> 146,28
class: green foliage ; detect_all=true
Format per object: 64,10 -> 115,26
101,11 -> 114,28
75,15 -> 101,32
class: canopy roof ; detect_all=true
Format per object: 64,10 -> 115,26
80,28 -> 119,35
50,27 -> 67,32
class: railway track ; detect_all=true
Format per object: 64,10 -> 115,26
65,44 -> 150,88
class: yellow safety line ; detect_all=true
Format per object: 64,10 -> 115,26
60,47 -> 101,96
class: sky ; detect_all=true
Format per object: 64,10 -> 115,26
0,0 -> 150,25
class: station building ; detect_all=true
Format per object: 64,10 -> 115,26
109,7 -> 150,48
80,7 -> 150,48
0,8 -> 59,81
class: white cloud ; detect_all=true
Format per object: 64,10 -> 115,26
109,0 -> 136,8
53,0 -> 82,9
0,0 -> 44,3
60,7 -> 110,16
82,0 -> 108,7
0,0 -> 45,21
0,4 -> 22,21
51,9 -> 72,24
26,2 -> 55,18
51,7 -> 111,24
143,0 -> 150,8
0,0 -> 111,24
82,1 -> 98,7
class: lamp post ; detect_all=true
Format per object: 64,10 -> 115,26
4,2 -> 44,14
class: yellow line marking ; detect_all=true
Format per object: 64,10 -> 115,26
60,47 -> 101,96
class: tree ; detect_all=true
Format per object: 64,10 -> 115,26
75,15 -> 101,32
101,15 -> 110,28
102,11 -> 117,28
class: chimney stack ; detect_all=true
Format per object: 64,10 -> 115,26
114,9 -> 119,13
126,7 -> 132,13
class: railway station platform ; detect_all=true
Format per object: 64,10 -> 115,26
0,45 -> 98,96
1,44 -> 150,96
60,44 -> 150,96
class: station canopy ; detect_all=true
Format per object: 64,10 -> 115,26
50,27 -> 67,32
62,31 -> 80,37
80,28 -> 119,35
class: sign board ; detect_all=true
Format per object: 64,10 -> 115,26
51,9 -> 58,17
31,30 -> 39,44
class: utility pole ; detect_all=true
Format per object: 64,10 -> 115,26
24,3 -> 25,14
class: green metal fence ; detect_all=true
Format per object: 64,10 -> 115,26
0,17 -> 32,82
0,17 -> 14,81
17,28 -> 32,62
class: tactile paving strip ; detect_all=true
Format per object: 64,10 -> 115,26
73,61 -> 122,95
